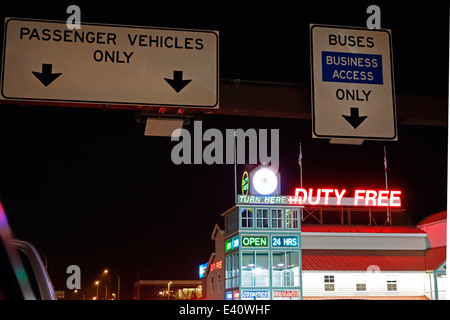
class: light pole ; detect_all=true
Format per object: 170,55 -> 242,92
168,281 -> 172,300
95,281 -> 108,300
104,269 -> 121,300
74,289 -> 85,300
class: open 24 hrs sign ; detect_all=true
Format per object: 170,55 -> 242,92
310,24 -> 397,141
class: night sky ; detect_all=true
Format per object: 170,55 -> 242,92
0,1 -> 448,300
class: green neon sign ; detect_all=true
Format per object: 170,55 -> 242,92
225,239 -> 232,252
225,236 -> 240,252
242,235 -> 269,247
242,171 -> 249,196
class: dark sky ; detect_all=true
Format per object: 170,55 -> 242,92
0,1 -> 448,299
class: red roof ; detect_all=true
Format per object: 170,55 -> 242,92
417,211 -> 447,227
301,225 -> 425,234
424,246 -> 446,270
302,247 -> 445,271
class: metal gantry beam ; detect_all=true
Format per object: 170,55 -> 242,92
0,80 -> 447,126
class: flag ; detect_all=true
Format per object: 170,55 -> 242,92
384,146 -> 387,172
298,144 -> 302,167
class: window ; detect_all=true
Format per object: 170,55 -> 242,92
286,209 -> 299,229
356,276 -> 366,291
225,209 -> 238,234
218,274 -> 221,292
272,251 -> 300,287
241,251 -> 269,287
256,209 -> 269,228
271,209 -> 283,228
225,255 -> 231,289
241,209 -> 254,228
233,252 -> 239,288
387,275 -> 397,291
324,275 -> 335,291
225,252 -> 240,289
211,276 -> 214,293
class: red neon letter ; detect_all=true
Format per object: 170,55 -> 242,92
295,188 -> 308,204
365,190 -> 378,206
354,190 -> 365,206
389,191 -> 402,207
378,190 -> 389,206
308,189 -> 321,205
335,189 -> 346,205
321,189 -> 333,205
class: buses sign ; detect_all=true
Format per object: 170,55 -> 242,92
310,24 -> 397,141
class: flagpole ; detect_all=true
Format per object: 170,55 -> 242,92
384,146 -> 391,225
298,142 -> 304,301
299,143 -> 303,188
234,129 -> 237,204
299,142 -> 303,220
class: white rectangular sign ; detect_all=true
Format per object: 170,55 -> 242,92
1,18 -> 219,108
310,24 -> 397,140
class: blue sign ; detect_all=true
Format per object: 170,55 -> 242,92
225,292 -> 233,300
242,290 -> 269,299
322,51 -> 383,85
232,236 -> 239,250
199,262 -> 208,279
272,236 -> 299,247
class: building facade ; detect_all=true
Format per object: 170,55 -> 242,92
201,164 -> 446,300
221,204 -> 302,300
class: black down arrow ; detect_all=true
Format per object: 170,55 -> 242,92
32,64 -> 62,87
164,70 -> 192,93
342,107 -> 368,129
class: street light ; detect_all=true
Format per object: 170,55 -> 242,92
104,268 -> 121,300
74,289 -> 85,300
168,281 -> 172,301
95,280 -> 108,300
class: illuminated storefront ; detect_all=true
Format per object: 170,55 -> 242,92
202,164 -> 446,300
222,164 -> 303,300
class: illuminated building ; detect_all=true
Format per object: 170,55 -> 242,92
201,164 -> 446,300
133,280 -> 202,300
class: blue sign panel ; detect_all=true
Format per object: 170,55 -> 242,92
199,262 -> 208,279
242,290 -> 269,299
322,51 -> 383,85
272,236 -> 299,247
225,292 -> 233,300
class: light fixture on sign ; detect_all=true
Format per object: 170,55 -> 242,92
252,167 -> 278,195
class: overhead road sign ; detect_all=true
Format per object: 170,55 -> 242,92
1,18 -> 219,108
310,24 -> 397,141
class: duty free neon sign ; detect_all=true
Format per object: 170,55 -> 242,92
238,188 -> 401,207
291,188 -> 401,207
